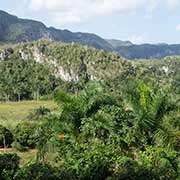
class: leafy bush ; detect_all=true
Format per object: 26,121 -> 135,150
13,122 -> 38,149
110,157 -> 153,180
82,161 -> 111,180
0,125 -> 13,148
14,163 -> 75,180
11,141 -> 29,152
0,153 -> 20,180
27,106 -> 51,121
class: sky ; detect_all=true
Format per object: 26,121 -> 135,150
1,0 -> 180,44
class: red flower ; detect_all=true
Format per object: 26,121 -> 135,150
58,134 -> 65,140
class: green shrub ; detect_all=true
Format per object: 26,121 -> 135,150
13,122 -> 38,149
110,157 -> 153,180
82,161 -> 111,180
14,163 -> 75,180
0,125 -> 13,148
11,141 -> 29,152
0,153 -> 20,180
27,106 -> 51,121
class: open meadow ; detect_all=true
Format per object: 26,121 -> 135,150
0,100 -> 58,129
0,100 -> 58,166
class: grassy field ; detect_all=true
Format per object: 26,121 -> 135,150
0,100 -> 58,129
0,100 -> 58,165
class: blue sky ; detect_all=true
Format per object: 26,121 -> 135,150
1,0 -> 180,44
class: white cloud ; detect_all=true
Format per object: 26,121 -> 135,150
166,0 -> 180,10
146,0 -> 161,12
176,24 -> 180,31
128,35 -> 145,44
29,0 -> 148,25
28,0 -> 180,26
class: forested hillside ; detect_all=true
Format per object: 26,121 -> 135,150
0,40 -> 179,100
0,40 -> 180,179
0,40 -> 127,101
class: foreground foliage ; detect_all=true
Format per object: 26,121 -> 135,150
0,78 -> 180,179
0,41 -> 180,179
23,80 -> 180,179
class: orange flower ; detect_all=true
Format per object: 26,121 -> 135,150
58,134 -> 65,140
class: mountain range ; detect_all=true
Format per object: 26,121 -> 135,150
1,10 -> 180,60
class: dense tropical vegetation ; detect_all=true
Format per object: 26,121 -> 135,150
0,40 -> 180,179
0,57 -> 61,101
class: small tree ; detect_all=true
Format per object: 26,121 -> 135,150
0,125 -> 13,148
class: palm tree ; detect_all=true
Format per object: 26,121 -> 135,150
154,110 -> 180,150
124,80 -> 177,146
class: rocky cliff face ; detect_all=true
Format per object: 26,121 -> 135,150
0,40 -> 179,86
0,40 -> 128,82
0,48 -> 14,60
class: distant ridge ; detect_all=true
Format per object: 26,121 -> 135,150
0,10 -> 112,52
1,9 -> 180,59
